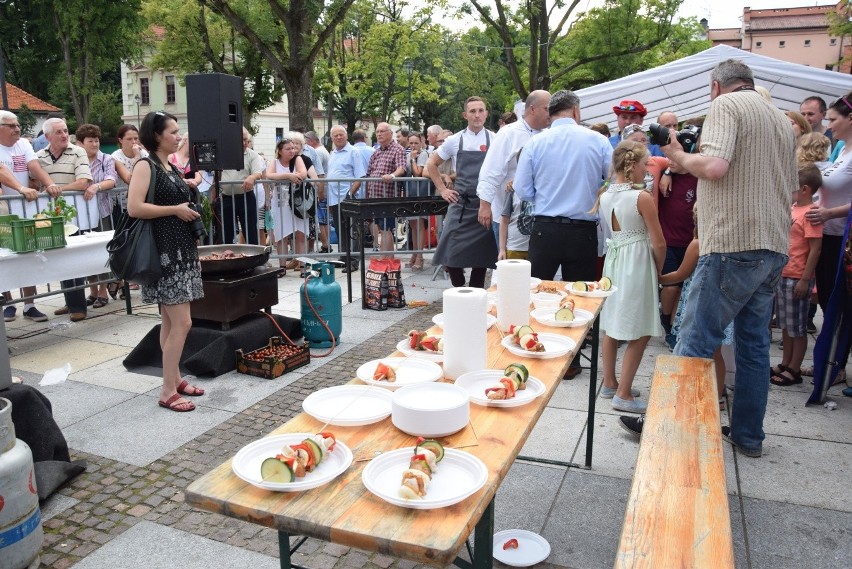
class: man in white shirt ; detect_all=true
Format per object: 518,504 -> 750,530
326,125 -> 367,272
216,127 -> 264,244
476,90 -> 551,243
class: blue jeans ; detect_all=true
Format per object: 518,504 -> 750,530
674,250 -> 787,453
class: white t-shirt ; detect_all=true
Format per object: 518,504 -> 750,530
819,149 -> 852,236
500,189 -> 530,252
0,139 -> 48,217
437,127 -> 495,171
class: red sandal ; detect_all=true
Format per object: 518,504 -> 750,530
158,393 -> 196,412
177,379 -> 205,396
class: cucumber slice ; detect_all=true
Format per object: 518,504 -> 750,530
261,457 -> 294,483
599,276 -> 612,291
516,325 -> 534,339
504,363 -> 529,383
303,438 -> 323,466
571,281 -> 587,291
555,307 -> 575,321
417,440 -> 445,462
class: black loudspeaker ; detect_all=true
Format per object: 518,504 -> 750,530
185,73 -> 244,171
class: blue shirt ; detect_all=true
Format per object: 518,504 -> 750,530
353,142 -> 374,176
515,117 -> 612,221
326,142 -> 367,205
609,133 -> 664,157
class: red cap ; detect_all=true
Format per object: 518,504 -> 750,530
612,100 -> 647,117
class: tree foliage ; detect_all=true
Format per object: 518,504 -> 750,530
196,0 -> 358,131
827,0 -> 852,69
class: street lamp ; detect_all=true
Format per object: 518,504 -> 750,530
403,60 -> 414,130
134,94 -> 141,127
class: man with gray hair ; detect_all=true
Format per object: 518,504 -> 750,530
216,126 -> 263,244
326,125 -> 367,272
620,59 -> 795,459
426,125 -> 442,151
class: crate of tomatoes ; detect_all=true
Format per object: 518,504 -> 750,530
235,337 -> 311,379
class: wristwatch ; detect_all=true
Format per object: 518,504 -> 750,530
663,168 -> 671,176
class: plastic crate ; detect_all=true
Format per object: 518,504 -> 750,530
236,337 -> 311,379
34,216 -> 66,249
0,215 -> 36,253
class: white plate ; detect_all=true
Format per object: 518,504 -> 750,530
396,338 -> 443,362
455,370 -> 546,407
362,447 -> 488,509
63,223 -> 78,237
565,284 -> 618,298
432,313 -> 497,330
302,386 -> 393,426
493,276 -> 541,290
530,308 -> 594,328
231,433 -> 353,492
356,357 -> 443,390
500,333 -> 576,359
493,529 -> 551,567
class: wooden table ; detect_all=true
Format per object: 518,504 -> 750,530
186,288 -> 605,568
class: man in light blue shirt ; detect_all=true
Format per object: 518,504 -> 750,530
352,129 -> 374,179
514,89 -> 612,282
327,125 -> 367,272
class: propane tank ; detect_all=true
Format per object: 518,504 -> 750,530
0,398 -> 43,569
300,262 -> 342,348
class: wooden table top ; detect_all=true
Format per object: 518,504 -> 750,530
186,285 -> 605,566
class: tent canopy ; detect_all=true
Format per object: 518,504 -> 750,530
575,44 -> 851,129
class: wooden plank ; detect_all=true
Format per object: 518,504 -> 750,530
186,283 -> 604,566
615,355 -> 735,569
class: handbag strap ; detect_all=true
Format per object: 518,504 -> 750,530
139,157 -> 157,204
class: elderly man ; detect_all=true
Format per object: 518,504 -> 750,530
36,117 -> 93,322
425,125 -> 442,151
621,59 -> 795,459
216,127 -> 263,245
426,97 -> 496,288
476,90 -> 551,243
657,111 -> 678,130
326,125 -> 367,273
365,122 -> 406,255
351,129 -> 374,178
609,99 -> 664,157
0,111 -> 57,322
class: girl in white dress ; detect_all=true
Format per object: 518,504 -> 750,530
265,138 -> 308,274
595,140 -> 666,413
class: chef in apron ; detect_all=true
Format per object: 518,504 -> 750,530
426,96 -> 498,288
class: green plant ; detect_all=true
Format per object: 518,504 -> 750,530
41,196 -> 78,223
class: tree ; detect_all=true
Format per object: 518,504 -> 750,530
16,104 -> 37,138
50,1 -> 145,123
827,0 -> 852,70
197,0 -> 358,131
458,0 -> 686,98
0,1 -> 61,101
141,0 -> 285,121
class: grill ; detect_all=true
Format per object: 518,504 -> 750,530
190,266 -> 283,330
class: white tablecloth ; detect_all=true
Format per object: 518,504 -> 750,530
0,231 -> 113,291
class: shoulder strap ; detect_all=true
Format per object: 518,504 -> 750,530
140,157 -> 157,204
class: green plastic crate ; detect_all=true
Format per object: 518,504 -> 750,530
0,215 -> 36,253
34,216 -> 66,249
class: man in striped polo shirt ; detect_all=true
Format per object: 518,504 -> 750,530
619,59 -> 795,458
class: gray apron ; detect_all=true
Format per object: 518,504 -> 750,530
432,131 -> 498,268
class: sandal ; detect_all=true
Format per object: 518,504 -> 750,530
769,363 -> 788,377
107,281 -> 121,300
177,379 -> 205,396
770,368 -> 803,386
92,297 -> 109,309
86,295 -> 97,306
158,393 -> 195,412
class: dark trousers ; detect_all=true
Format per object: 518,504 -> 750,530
528,222 -> 598,282
62,279 -> 87,314
329,203 -> 358,264
219,192 -> 258,245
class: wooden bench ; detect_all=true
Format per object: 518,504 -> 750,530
615,355 -> 734,568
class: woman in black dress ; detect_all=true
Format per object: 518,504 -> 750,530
127,112 -> 205,412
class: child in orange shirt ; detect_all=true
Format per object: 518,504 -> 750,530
770,164 -> 823,386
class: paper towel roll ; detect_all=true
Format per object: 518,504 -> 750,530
496,259 -> 531,332
442,287 -> 488,379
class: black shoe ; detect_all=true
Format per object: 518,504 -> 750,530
807,320 -> 817,334
721,426 -> 762,457
342,263 -> 359,274
618,414 -> 644,439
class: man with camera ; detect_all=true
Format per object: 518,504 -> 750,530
619,60 -> 796,460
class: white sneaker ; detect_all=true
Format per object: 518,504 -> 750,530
612,395 -> 647,414
600,385 -> 641,399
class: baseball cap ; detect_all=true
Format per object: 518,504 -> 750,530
612,100 -> 647,116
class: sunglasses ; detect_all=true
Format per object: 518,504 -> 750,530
617,104 -> 639,112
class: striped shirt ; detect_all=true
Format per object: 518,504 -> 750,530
697,91 -> 794,255
36,144 -> 91,186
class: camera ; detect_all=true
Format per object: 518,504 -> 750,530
187,202 -> 207,240
647,123 -> 702,153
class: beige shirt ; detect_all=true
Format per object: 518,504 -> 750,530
697,91 -> 794,255
219,148 -> 264,195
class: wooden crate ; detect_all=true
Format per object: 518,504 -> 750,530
235,337 -> 310,379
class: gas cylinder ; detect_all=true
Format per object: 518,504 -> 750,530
300,262 -> 342,348
0,398 -> 43,569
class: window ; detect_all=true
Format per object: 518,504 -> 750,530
165,75 -> 176,104
756,41 -> 762,48
804,39 -> 811,47
275,127 -> 284,142
830,38 -> 837,46
140,78 -> 150,105
779,40 -> 785,48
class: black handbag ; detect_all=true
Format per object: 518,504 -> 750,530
106,159 -> 162,285
290,181 -> 316,219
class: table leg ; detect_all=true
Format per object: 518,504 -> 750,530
344,215 -> 353,304
278,531 -> 310,569
454,499 -> 494,569
585,316 -> 600,469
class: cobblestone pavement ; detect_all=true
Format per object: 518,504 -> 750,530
37,304 -> 458,569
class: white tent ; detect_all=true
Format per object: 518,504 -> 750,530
576,44 -> 852,129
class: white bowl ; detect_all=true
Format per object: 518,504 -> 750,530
391,383 -> 470,438
530,291 -> 562,310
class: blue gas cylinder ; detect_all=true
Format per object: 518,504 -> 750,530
300,262 -> 342,348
